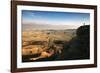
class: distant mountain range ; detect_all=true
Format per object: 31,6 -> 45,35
22,23 -> 81,31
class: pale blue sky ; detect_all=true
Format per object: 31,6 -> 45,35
22,10 -> 90,25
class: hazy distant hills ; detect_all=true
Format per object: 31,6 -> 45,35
22,23 -> 81,31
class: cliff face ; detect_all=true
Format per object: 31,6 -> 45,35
61,25 -> 90,60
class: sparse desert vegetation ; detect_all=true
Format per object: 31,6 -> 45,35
22,29 -> 76,62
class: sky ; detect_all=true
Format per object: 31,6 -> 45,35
22,10 -> 90,29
